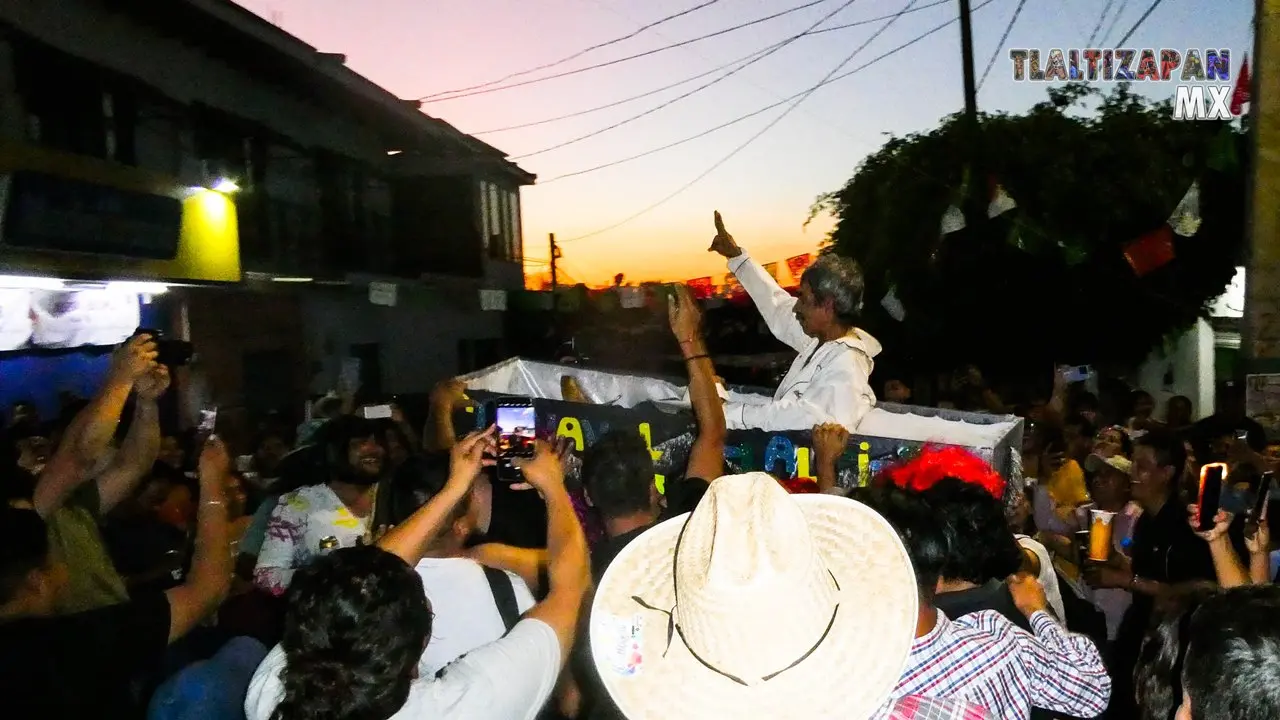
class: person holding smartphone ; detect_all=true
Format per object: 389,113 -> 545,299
1192,472 -> 1275,589
1090,431 -> 1220,718
0,437 -> 232,719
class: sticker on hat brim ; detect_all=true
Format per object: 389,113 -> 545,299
595,613 -> 644,676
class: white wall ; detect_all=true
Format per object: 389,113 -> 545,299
1136,318 -> 1217,420
301,287 -> 503,395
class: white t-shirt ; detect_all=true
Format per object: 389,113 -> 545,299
414,557 -> 537,677
244,618 -> 561,720
252,484 -> 371,594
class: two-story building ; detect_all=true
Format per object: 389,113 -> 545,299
0,0 -> 532,434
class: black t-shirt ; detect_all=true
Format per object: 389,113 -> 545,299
1110,498 -> 1219,716
1129,498 -> 1217,588
0,591 -> 172,720
580,476 -> 709,720
934,580 -> 1032,633
589,476 -> 709,584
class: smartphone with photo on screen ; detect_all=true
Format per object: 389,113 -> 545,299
494,399 -> 537,481
197,405 -> 218,436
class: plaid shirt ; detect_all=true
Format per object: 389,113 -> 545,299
892,609 -> 1110,720
874,695 -> 991,719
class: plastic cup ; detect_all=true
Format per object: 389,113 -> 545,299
1074,502 -> 1096,530
1089,510 -> 1117,562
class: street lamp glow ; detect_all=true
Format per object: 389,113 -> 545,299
211,178 -> 240,194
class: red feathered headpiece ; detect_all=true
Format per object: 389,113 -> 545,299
881,445 -> 1005,499
778,476 -> 820,494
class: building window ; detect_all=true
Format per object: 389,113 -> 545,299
508,190 -> 523,262
17,45 -> 109,160
479,180 -> 523,263
486,182 -> 502,257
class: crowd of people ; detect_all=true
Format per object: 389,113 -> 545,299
2,214 -> 1280,720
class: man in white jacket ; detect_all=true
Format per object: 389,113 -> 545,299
707,211 -> 880,432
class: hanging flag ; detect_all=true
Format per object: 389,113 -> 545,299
785,254 -> 812,279
1231,54 -> 1251,116
939,205 -> 966,235
988,183 -> 1017,219
1168,181 -> 1201,237
686,276 -> 714,299
881,286 -> 905,322
763,262 -> 779,281
1123,225 -> 1176,277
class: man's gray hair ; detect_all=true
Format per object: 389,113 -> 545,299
801,253 -> 865,326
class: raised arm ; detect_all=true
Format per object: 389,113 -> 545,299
1194,507 -> 1254,589
33,335 -> 156,516
516,442 -> 592,663
164,437 -> 233,643
812,423 -> 850,494
669,285 -> 725,482
425,380 -> 470,452
709,211 -> 810,351
67,335 -> 157,467
1246,516 -> 1272,585
96,366 -> 168,513
391,403 -> 421,454
378,427 -> 495,565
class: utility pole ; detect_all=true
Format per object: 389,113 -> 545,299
957,0 -> 983,222
548,233 -> 559,293
1244,0 -> 1280,372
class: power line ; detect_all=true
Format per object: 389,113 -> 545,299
418,0 -> 831,102
512,0 -> 866,160
471,0 -> 955,135
977,0 -> 1028,91
541,0 -> 973,186
1113,0 -> 1164,47
1084,0 -> 1115,49
1098,0 -> 1131,46
561,0 -> 975,243
431,0 -> 726,98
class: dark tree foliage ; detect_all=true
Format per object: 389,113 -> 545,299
811,84 -> 1247,377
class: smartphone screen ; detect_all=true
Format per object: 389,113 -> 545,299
496,402 -> 537,460
362,404 -> 393,420
1253,472 -> 1274,521
197,406 -> 218,434
1064,365 -> 1093,383
1198,463 -> 1227,532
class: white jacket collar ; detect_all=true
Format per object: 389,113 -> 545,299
833,329 -> 882,357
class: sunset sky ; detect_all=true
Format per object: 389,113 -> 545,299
237,0 -> 1251,286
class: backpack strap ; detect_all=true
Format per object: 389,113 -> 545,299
483,565 -> 520,634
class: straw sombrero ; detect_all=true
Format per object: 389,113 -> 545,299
590,472 -> 918,720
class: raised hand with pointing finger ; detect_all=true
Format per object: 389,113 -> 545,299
708,210 -> 742,259
667,284 -> 704,344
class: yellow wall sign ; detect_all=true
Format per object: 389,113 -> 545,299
0,142 -> 240,283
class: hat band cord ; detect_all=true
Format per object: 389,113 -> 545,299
629,518 -> 842,687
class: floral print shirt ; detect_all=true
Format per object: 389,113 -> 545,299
252,484 -> 370,595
